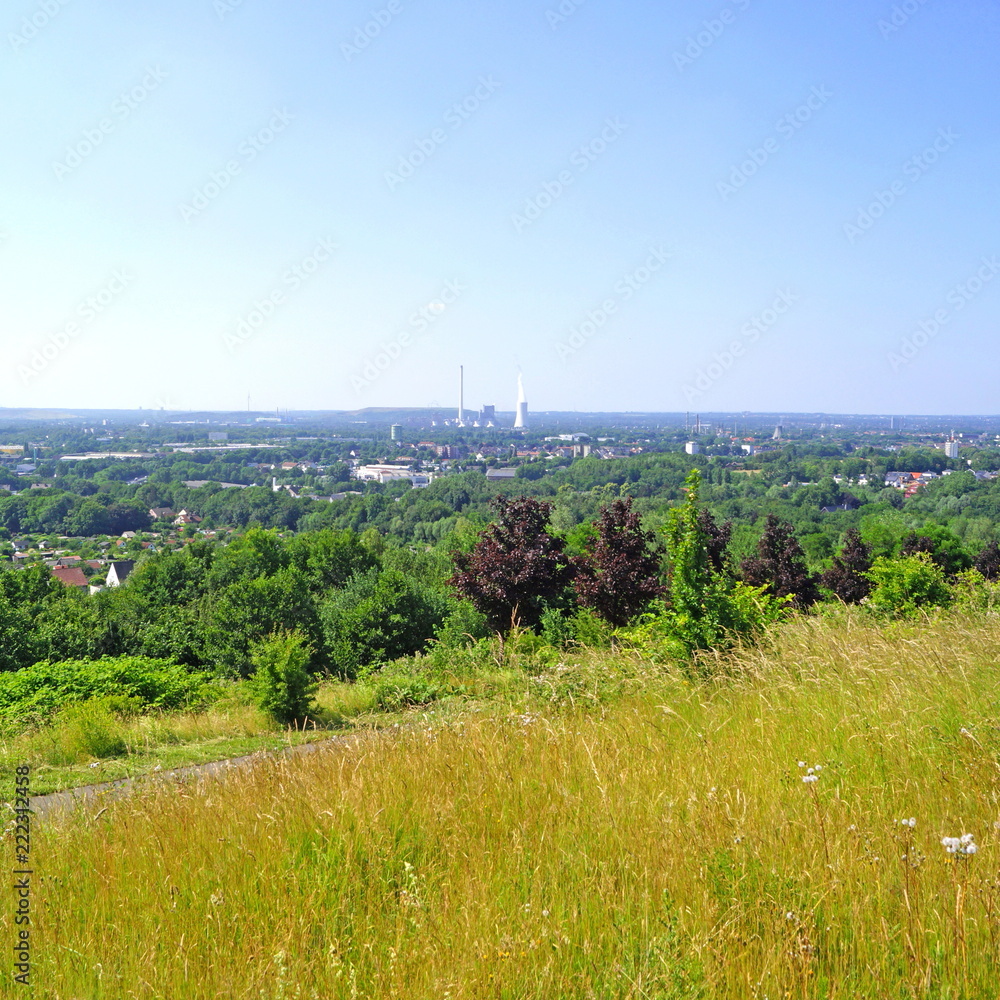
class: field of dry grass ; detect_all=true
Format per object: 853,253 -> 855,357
9,609 -> 1000,998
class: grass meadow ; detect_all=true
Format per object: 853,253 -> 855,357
9,610 -> 1000,999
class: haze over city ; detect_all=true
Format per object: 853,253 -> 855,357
3,0 -> 997,415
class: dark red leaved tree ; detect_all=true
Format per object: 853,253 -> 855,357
975,540 -> 1000,581
449,495 -> 573,632
819,528 -> 873,603
573,497 -> 663,627
740,514 -> 819,610
697,509 -> 732,574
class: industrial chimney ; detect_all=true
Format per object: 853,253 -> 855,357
513,374 -> 528,429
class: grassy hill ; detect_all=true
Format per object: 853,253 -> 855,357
17,609 -> 1000,998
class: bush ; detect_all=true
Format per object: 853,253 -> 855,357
621,582 -> 789,667
369,673 -> 441,712
431,600 -> 491,650
321,569 -> 450,679
248,630 -> 318,726
540,607 -> 613,649
950,568 -> 1000,613
0,656 -> 214,723
865,553 -> 952,618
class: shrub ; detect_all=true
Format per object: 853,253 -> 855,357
321,569 -> 450,679
0,656 -> 214,723
540,606 -> 613,649
248,630 -> 318,726
865,553 -> 952,618
431,600 -> 491,650
369,674 -> 441,712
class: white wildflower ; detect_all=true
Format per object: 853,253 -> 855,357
942,833 -> 977,857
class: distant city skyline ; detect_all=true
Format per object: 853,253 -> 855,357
3,0 -> 997,415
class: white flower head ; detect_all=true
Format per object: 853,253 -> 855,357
802,774 -> 819,784
942,834 -> 977,857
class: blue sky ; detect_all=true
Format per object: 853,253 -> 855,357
2,0 -> 997,415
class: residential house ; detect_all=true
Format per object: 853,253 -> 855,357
106,561 -> 135,587
52,566 -> 89,589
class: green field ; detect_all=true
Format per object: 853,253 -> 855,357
7,609 -> 1000,999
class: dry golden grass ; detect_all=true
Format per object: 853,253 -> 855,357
10,610 -> 1000,999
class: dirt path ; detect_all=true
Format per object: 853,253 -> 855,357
23,734 -> 352,821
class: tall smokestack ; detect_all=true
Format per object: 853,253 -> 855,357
458,365 -> 464,425
514,373 -> 528,429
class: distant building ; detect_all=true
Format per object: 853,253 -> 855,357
52,566 -> 88,589
106,561 -> 135,587
684,442 -> 701,455
943,439 -> 960,459
486,468 -> 517,481
390,424 -> 402,441
353,464 -> 421,484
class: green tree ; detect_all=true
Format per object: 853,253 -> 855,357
865,552 -> 952,618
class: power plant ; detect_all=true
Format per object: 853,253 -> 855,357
452,367 -> 526,428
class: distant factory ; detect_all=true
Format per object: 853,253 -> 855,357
449,367 -> 528,429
